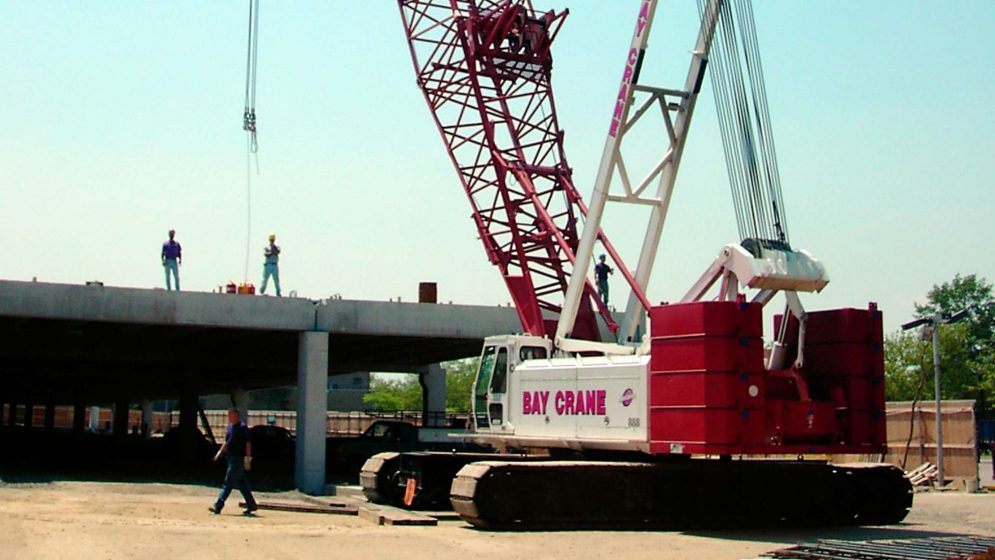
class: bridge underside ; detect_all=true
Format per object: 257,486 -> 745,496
0,280 -> 520,492
0,319 -> 485,404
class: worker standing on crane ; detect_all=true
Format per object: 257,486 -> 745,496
161,229 -> 182,291
260,233 -> 281,297
594,254 -> 613,305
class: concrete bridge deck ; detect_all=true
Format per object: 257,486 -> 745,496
0,279 -> 522,492
0,280 -> 520,399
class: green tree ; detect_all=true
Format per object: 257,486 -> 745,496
884,323 -> 976,401
915,273 -> 995,350
884,330 -> 929,402
363,375 -> 422,412
362,359 -> 480,414
444,358 -> 478,413
887,273 -> 995,413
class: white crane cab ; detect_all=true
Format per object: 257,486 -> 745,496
471,334 -> 650,452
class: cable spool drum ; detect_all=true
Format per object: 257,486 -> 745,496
418,282 -> 437,304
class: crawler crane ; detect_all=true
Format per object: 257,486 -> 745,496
362,0 -> 913,529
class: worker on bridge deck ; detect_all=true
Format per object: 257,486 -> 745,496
161,229 -> 182,291
260,233 -> 281,297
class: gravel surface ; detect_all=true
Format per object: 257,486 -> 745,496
0,479 -> 992,560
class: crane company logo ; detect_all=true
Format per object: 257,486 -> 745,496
609,0 -> 651,138
620,388 -> 635,407
522,390 -> 607,416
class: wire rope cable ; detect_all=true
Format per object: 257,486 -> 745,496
244,134 -> 253,283
699,0 -> 790,250
242,0 -> 260,282
244,0 -> 260,157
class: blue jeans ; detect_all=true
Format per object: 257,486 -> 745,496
164,259 -> 180,291
215,456 -> 256,512
261,263 -> 280,296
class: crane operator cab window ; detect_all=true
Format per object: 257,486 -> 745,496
520,346 -> 548,361
474,345 -> 509,428
474,346 -> 496,428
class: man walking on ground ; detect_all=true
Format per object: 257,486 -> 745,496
594,254 -> 613,306
209,407 -> 257,515
260,233 -> 281,297
161,229 -> 182,291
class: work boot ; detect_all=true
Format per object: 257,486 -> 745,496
208,505 -> 222,515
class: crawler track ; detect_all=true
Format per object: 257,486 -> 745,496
449,459 -> 912,530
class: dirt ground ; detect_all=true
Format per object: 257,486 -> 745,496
0,479 -> 993,560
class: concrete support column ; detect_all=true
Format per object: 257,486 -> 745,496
114,398 -> 130,439
23,402 -> 34,429
7,402 -> 16,427
88,406 -> 101,432
232,388 -> 250,424
140,399 -> 154,438
420,363 -> 447,428
295,331 -> 328,494
72,401 -> 87,434
179,370 -> 200,465
44,400 -> 56,432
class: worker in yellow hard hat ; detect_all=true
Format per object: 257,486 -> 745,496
260,233 -> 281,296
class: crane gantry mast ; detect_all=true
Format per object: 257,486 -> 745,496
557,0 -> 723,347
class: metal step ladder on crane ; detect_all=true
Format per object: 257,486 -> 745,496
361,0 -> 911,529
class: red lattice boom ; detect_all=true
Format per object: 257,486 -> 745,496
398,0 -> 635,341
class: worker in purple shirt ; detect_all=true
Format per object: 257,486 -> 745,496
161,229 -> 182,291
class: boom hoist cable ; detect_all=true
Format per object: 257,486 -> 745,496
242,0 -> 260,282
699,0 -> 788,254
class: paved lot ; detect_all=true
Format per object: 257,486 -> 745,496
0,479 -> 993,560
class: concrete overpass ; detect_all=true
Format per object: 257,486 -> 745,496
0,280 -> 521,492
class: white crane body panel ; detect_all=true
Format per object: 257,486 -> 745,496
473,338 -> 650,452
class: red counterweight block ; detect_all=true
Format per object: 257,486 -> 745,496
773,304 -> 887,448
648,300 -> 766,455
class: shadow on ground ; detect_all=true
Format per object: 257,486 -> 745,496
0,426 -> 296,491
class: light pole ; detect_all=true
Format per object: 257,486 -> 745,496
902,308 -> 969,488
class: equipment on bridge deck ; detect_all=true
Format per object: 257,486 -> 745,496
362,0 -> 912,529
225,281 -> 256,295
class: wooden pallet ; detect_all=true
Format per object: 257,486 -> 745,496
906,462 -> 939,486
242,496 -> 439,526
238,500 -> 358,516
356,504 -> 438,526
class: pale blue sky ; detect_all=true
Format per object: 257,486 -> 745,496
1,1 -> 992,335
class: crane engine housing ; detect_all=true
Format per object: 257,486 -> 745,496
472,299 -> 887,457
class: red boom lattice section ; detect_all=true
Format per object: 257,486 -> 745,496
398,0 -> 631,341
